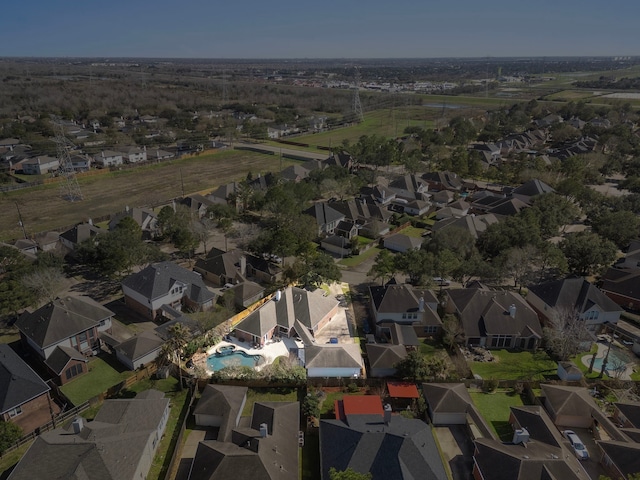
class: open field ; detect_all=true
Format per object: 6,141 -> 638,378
0,150 -> 296,241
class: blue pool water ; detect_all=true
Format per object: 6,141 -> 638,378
592,350 -> 628,372
206,351 -> 262,371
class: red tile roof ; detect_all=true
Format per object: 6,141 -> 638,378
387,382 -> 420,399
334,395 -> 384,420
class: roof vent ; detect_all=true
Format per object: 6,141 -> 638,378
260,423 -> 268,438
509,304 -> 516,318
71,417 -> 84,434
513,428 -> 529,445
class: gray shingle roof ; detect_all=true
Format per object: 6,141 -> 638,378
16,296 -> 114,350
366,344 -> 407,370
8,390 -> 169,480
121,261 -> 214,305
319,413 -> 448,480
194,385 -> 248,442
422,383 -> 473,415
44,345 -> 88,376
189,401 -> 299,480
304,344 -> 362,369
447,288 -> 542,339
115,330 -> 164,363
529,277 -> 621,315
0,344 -> 50,415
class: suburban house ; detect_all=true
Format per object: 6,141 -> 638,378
601,267 -> 640,312
527,277 -> 622,331
21,156 -> 60,175
8,390 -> 170,480
382,233 -> 423,253
194,248 -> 283,287
431,213 -> 499,239
422,383 -> 493,435
613,402 -> 640,429
120,145 -> 147,163
16,296 -> 114,383
301,343 -> 363,378
445,287 -> 543,350
121,261 -> 215,321
0,344 -> 53,432
304,202 -> 346,237
36,231 -> 60,252
473,405 -> 588,480
108,206 -> 159,238
114,330 -> 165,370
369,284 -> 442,337
422,170 -> 463,192
598,441 -> 640,480
319,397 -> 448,480
365,343 -> 407,377
59,222 -> 106,251
541,384 -> 627,439
388,174 -> 429,199
234,287 -> 339,345
193,385 -> 247,440
328,198 -> 392,237
93,150 -> 124,168
511,178 -> 554,204
187,396 -> 299,480
69,154 -> 92,172
229,281 -> 265,309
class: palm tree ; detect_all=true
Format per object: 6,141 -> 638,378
160,323 -> 191,390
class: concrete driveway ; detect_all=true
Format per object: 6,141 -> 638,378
560,426 -> 607,479
433,425 -> 474,480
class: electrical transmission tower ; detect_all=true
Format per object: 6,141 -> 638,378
222,69 -> 229,105
54,123 -> 83,202
352,68 -> 364,123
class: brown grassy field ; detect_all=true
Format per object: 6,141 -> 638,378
0,149 -> 295,241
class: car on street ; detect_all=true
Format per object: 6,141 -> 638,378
562,430 -> 589,460
432,277 -> 451,286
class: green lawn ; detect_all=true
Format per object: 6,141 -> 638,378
320,391 -> 346,417
0,441 -> 33,480
469,349 -> 557,381
0,325 -> 20,344
60,355 -> 134,406
397,226 -> 426,238
470,390 -> 525,440
241,387 -> 299,417
338,246 -> 381,267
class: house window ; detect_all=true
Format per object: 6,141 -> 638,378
70,336 -> 78,347
402,313 -> 407,319
491,335 -> 512,348
65,363 -> 83,380
99,320 -> 106,327
424,326 -> 438,334
8,406 -> 22,418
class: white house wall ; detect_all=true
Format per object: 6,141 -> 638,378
307,367 -> 361,378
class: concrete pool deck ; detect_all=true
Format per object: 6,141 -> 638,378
204,336 -> 303,372
581,340 -> 636,380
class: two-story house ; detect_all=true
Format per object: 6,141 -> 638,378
121,261 -> 215,320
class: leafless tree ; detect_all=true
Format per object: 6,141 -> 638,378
21,267 -> 65,306
543,307 -> 592,361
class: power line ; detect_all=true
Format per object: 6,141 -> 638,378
352,68 -> 364,123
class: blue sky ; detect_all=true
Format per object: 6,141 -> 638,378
1,0 -> 637,58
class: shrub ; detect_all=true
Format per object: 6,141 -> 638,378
346,382 -> 359,393
483,378 -> 499,393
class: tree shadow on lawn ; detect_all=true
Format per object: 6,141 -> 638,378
492,421 -> 514,441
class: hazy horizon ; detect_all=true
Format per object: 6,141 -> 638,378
2,1 -> 638,59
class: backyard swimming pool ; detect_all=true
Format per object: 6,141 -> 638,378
206,350 -> 262,371
591,349 -> 629,372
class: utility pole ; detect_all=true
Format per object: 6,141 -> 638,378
14,201 -> 27,239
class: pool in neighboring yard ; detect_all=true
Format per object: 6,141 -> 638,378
206,351 -> 262,371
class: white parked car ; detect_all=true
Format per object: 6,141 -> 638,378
562,430 -> 589,460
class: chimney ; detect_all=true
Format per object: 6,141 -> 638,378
259,423 -> 268,438
384,404 -> 392,425
275,290 -> 282,302
88,218 -> 93,226
512,428 -> 530,445
240,255 -> 247,276
125,205 -> 130,212
72,417 -> 84,434
419,296 -> 425,313
509,304 -> 516,318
